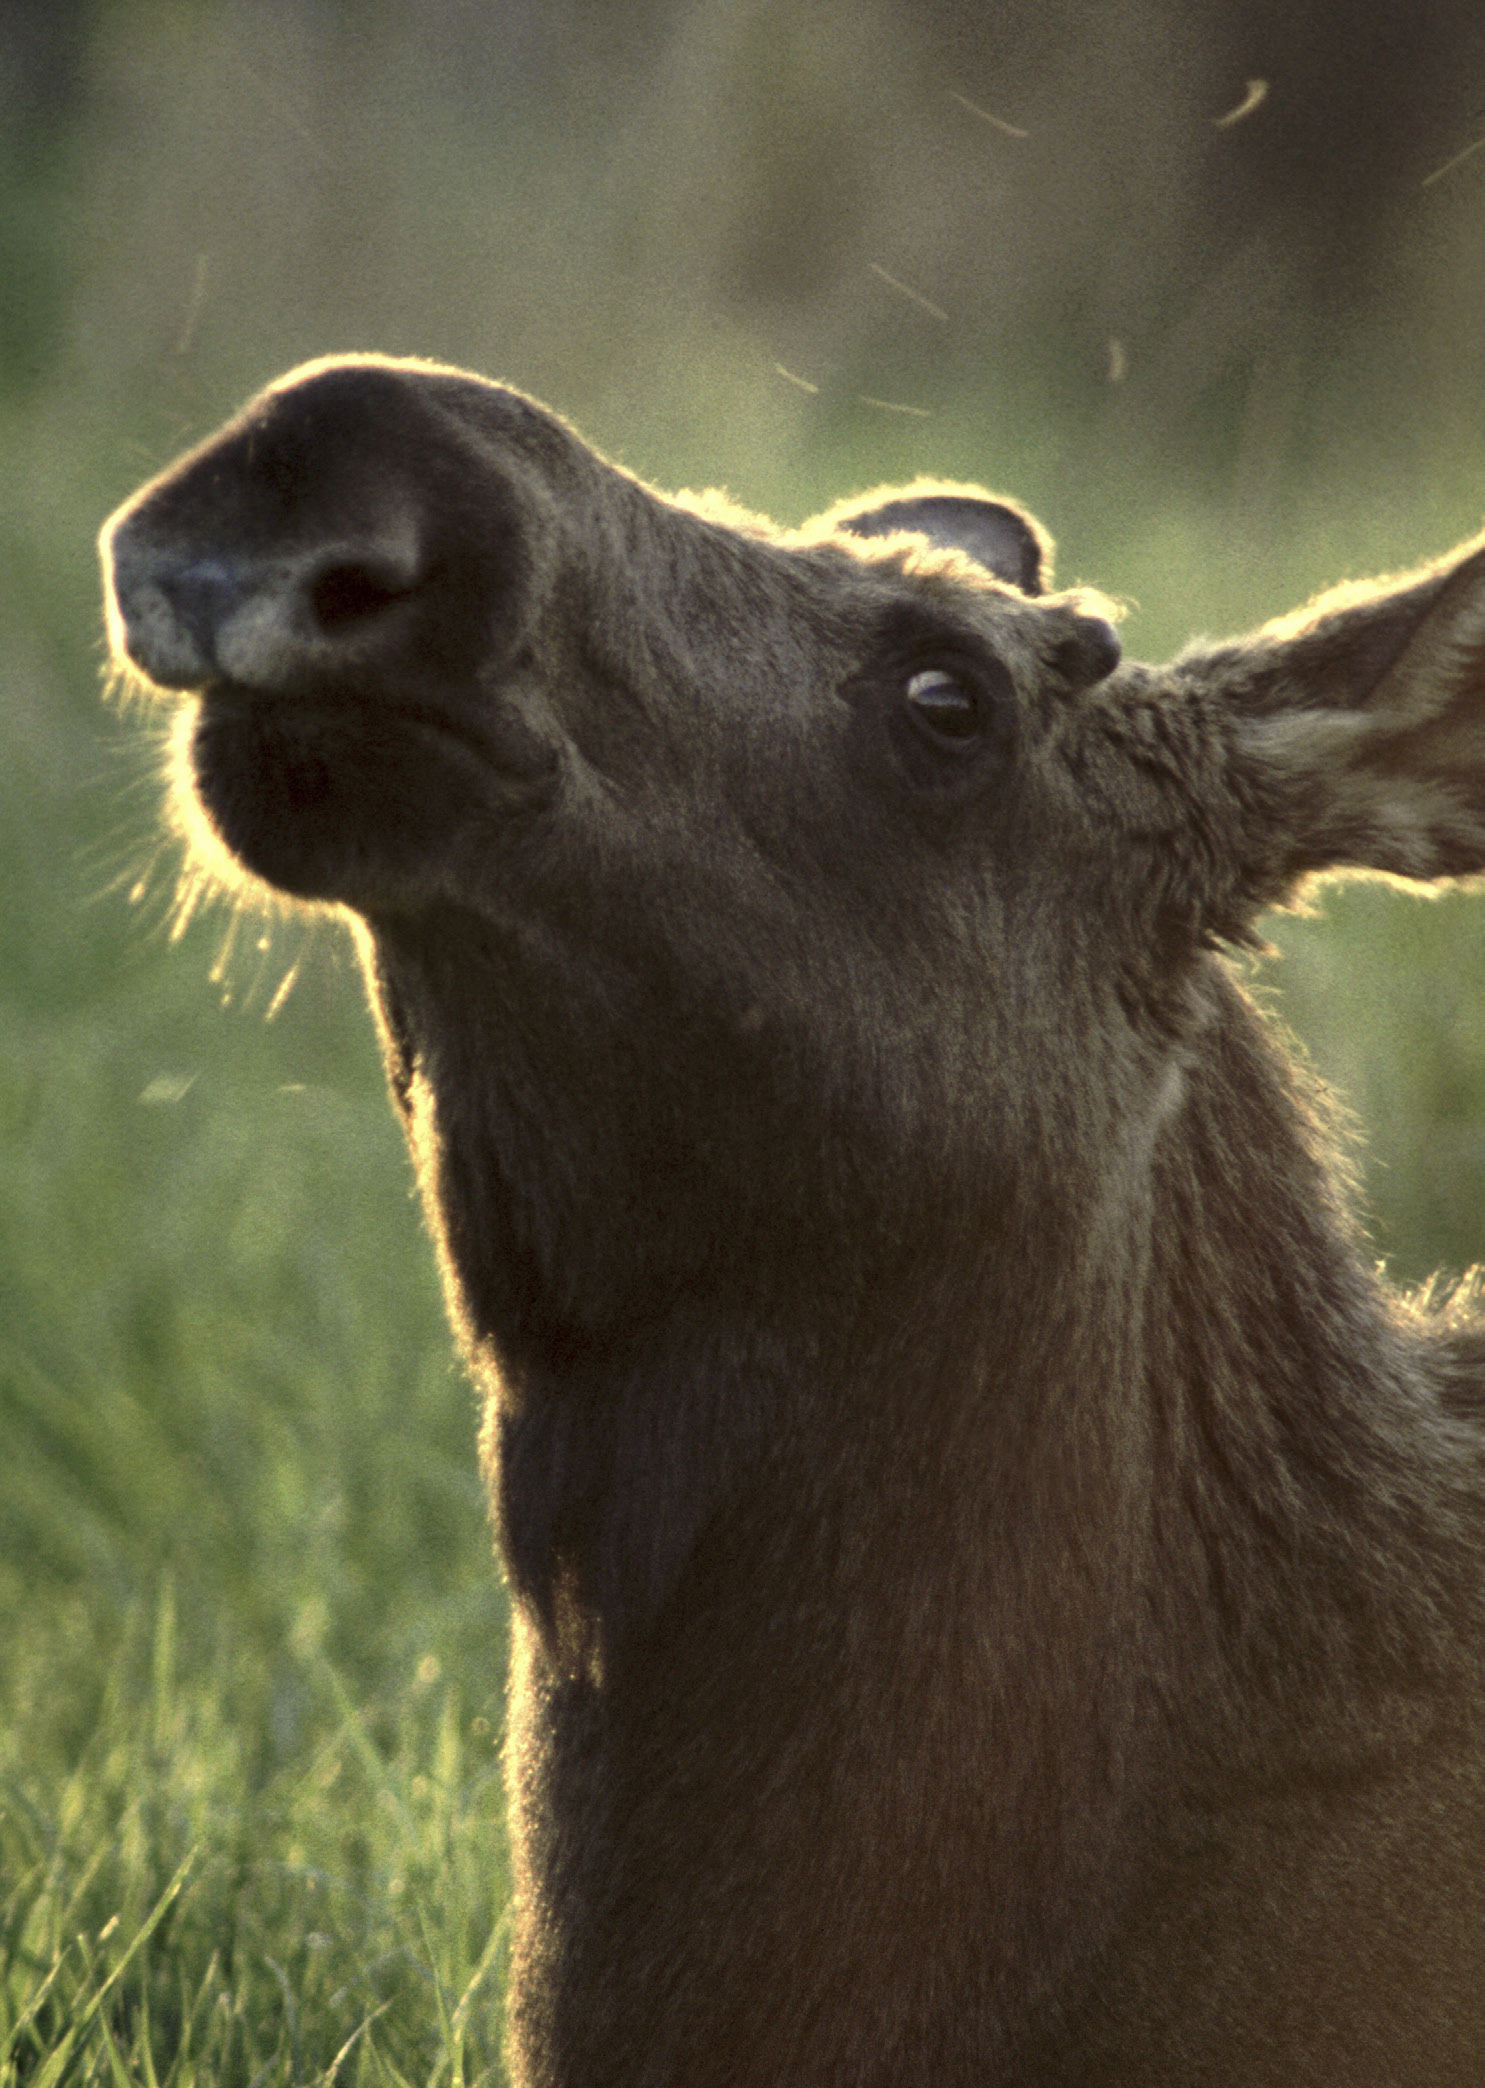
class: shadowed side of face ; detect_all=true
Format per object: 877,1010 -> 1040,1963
105,351 -> 1485,1087
99,356 -> 1133,975
107,350 -> 1485,1015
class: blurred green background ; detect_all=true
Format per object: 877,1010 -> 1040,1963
6,1 -> 1485,2078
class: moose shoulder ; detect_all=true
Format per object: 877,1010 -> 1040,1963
101,354 -> 1485,2085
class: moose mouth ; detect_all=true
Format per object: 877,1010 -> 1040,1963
184,679 -> 551,908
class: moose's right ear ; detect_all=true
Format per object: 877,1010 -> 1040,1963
825,484 -> 1053,594
1207,533 -> 1485,902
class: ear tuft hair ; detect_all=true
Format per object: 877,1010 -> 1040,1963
1208,536 -> 1485,901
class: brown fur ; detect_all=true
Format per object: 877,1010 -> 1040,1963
102,354 -> 1485,2083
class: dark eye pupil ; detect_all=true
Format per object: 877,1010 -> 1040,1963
905,669 -> 978,738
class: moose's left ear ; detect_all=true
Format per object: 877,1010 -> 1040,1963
826,483 -> 1053,594
1208,534 -> 1485,900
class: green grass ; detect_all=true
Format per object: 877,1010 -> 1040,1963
1,1589 -> 508,2086
0,811 -> 514,2080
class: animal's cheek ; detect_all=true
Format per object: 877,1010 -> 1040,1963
185,693 -> 545,909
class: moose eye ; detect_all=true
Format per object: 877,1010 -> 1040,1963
849,622 -> 1016,796
904,668 -> 979,741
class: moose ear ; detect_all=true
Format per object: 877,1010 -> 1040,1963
1211,535 -> 1485,899
827,484 -> 1053,594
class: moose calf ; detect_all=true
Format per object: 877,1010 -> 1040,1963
102,355 -> 1485,2084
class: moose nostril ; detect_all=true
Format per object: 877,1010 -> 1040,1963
310,561 -> 413,633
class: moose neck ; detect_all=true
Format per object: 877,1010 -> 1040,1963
363,898 -> 1145,1617
1137,969 -> 1485,1773
361,914 -> 1485,2062
365,910 -> 1478,1754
